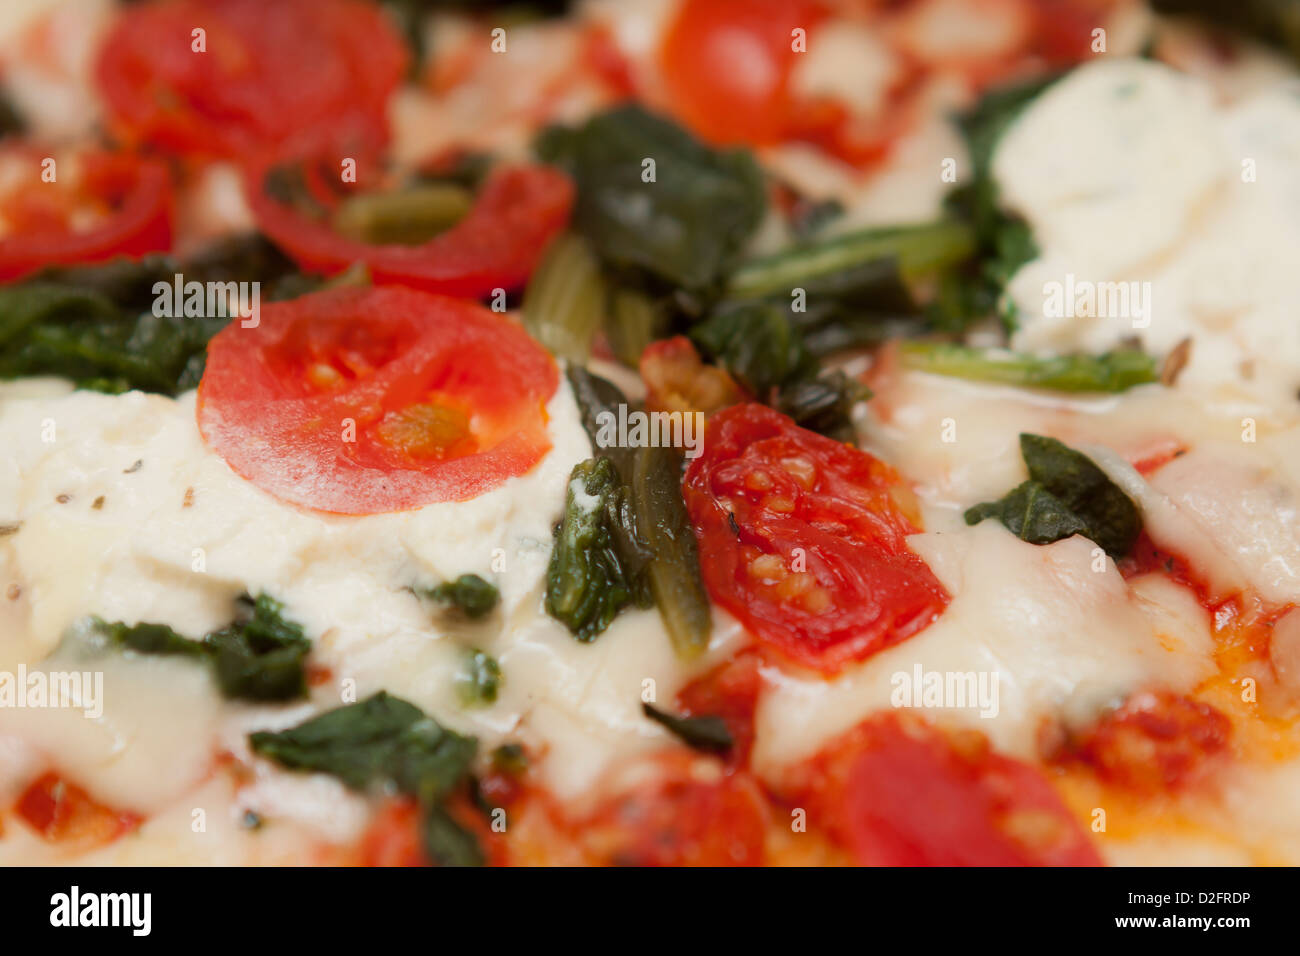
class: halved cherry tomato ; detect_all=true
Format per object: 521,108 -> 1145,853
196,285 -> 559,515
683,403 -> 948,673
1057,691 -> 1231,794
783,714 -> 1102,866
659,0 -> 829,146
576,751 -> 769,866
0,146 -> 171,281
95,0 -> 406,160
14,772 -> 142,846
247,157 -> 574,297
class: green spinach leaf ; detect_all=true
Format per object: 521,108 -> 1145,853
536,105 -> 766,291
965,433 -> 1141,557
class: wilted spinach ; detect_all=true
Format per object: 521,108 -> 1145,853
965,434 -> 1141,557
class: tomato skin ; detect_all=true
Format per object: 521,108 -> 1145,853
248,162 -> 574,297
96,0 -> 406,160
660,0 -> 828,146
197,285 -> 559,515
14,772 -> 141,845
577,751 -> 769,866
683,403 -> 948,673
785,714 -> 1103,867
0,149 -> 171,282
1060,691 -> 1231,794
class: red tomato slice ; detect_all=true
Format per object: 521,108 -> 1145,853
1059,690 -> 1231,794
0,146 -> 171,281
675,648 -> 765,767
683,403 -> 948,673
196,286 -> 559,515
786,715 -> 1102,866
659,0 -> 829,146
247,159 -> 574,297
14,772 -> 141,846
95,0 -> 406,160
577,751 -> 769,866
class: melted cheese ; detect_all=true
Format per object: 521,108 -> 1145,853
996,58 -> 1300,399
0,375 -> 739,857
753,522 -> 1215,776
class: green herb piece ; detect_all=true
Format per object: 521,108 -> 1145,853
935,75 -> 1061,332
630,444 -> 712,660
605,285 -> 666,367
455,649 -> 502,707
965,433 -> 1141,557
491,743 -> 529,775
332,183 -> 473,245
249,691 -> 486,866
642,702 -> 732,754
88,592 -> 310,701
545,457 -> 649,642
205,593 -> 311,702
536,105 -> 766,291
726,220 -> 974,301
521,232 -> 606,362
423,574 -> 500,619
899,342 -> 1158,393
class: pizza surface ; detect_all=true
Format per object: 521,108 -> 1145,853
0,0 -> 1299,867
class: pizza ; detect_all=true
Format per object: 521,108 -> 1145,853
0,0 -> 1296,868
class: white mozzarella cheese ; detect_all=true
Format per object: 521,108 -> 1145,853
751,522 -> 1215,777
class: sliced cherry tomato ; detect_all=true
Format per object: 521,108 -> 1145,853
95,0 -> 406,160
196,285 -> 559,515
577,751 -> 768,866
784,714 -> 1103,866
683,403 -> 948,673
1058,691 -> 1231,794
660,0 -> 829,146
14,772 -> 141,846
248,157 -> 573,297
639,336 -> 746,418
0,146 -> 171,281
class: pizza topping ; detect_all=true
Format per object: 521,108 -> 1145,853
96,0 -> 407,159
782,714 -> 1102,866
197,285 -> 559,514
0,146 -> 171,282
1053,690 -> 1232,793
249,153 -> 574,297
420,574 -> 500,621
87,592 -> 311,702
251,692 -> 488,866
555,367 -> 713,658
537,105 -> 766,292
966,433 -> 1142,558
575,750 -> 769,866
900,341 -> 1159,393
642,703 -> 734,756
14,772 -> 142,846
684,403 -> 948,673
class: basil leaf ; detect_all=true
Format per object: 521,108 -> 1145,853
421,803 -> 486,867
205,594 -> 311,701
642,703 -> 733,755
88,592 -> 310,701
423,574 -> 500,619
249,691 -> 477,804
536,105 -> 766,291
965,434 -> 1141,557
